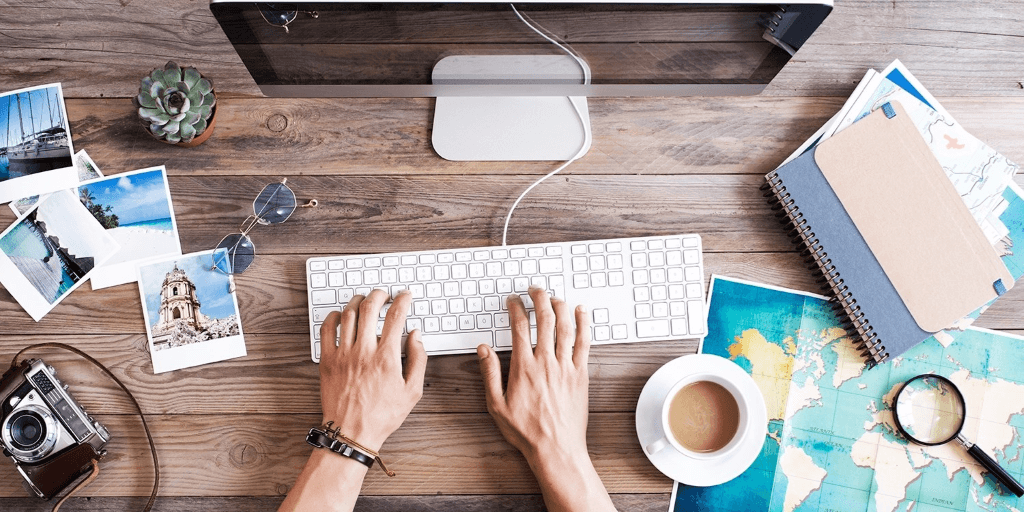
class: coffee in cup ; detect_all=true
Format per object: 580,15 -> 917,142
645,373 -> 748,459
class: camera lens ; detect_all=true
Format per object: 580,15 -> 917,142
9,411 -> 46,450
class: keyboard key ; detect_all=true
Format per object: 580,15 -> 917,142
469,263 -> 485,278
438,253 -> 455,263
399,268 -> 415,283
443,282 -> 459,297
648,239 -> 664,250
593,309 -> 609,324
310,261 -> 327,271
684,266 -> 701,282
522,259 -> 538,275
684,250 -> 699,265
379,303 -> 390,318
363,269 -> 380,285
338,289 -> 354,302
636,320 -> 670,338
510,248 -> 527,258
497,278 -> 513,294
649,252 -> 665,267
456,252 -> 472,262
427,283 -> 442,298
666,238 -> 682,248
495,329 -> 513,348
401,255 -> 417,265
546,246 -> 562,256
346,271 -> 362,286
459,315 -> 475,330
571,244 -> 586,255
312,290 -> 336,305
467,297 -> 483,313
549,276 -> 565,298
666,251 -> 682,266
422,330 -> 494,351
591,272 -> 606,287
687,301 -> 704,334
431,300 -> 448,315
479,279 -> 495,294
530,276 -> 546,289
434,265 -> 450,280
571,256 -> 588,272
417,267 -> 432,281
669,285 -> 685,299
612,324 -> 628,340
589,255 -> 606,271
451,264 -> 467,279
407,318 -> 422,333
461,281 -> 477,296
672,318 -> 688,336
634,287 -> 650,301
683,236 -> 699,248
476,314 -> 492,329
573,274 -> 590,289
504,260 -> 521,276
355,287 -> 371,296
486,262 -> 502,277
651,285 -> 667,301
409,284 -> 425,298
492,249 -> 508,259
383,256 -> 400,266
594,325 -> 610,341
328,259 -> 345,270
314,341 -> 321,359
420,254 -> 436,264
631,253 -> 648,267
522,294 -> 534,309
312,306 -> 338,322
607,254 -> 623,269
424,317 -> 440,333
650,268 -> 666,284
528,247 -> 544,257
495,313 -> 510,328
606,242 -> 621,252
686,283 -> 702,298
540,258 -> 563,273
670,301 -> 686,317
484,296 -> 501,311
588,243 -> 604,253
632,270 -> 649,285
441,316 -> 458,332
635,303 -> 652,319
630,241 -> 645,250
653,303 -> 668,318
474,250 -> 489,260
310,273 -> 327,288
668,268 -> 684,282
450,298 -> 466,314
381,268 -> 398,284
529,311 -> 537,326
313,324 -> 322,340
414,301 -> 430,316
365,257 -> 382,267
376,320 -> 386,335
347,259 -> 363,269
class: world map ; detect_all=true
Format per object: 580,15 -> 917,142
672,276 -> 1024,512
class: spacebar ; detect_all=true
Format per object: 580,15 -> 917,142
421,332 -> 493,353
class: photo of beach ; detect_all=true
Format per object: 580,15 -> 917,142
77,166 -> 182,289
0,84 -> 72,183
0,189 -> 118,311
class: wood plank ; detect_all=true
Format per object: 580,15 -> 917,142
0,493 -> 672,511
48,97 -> 1024,178
0,413 -> 672,497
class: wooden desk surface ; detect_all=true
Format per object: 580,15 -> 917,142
1,1 -> 1023,510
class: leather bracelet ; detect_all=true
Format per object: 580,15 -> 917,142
305,428 -> 374,468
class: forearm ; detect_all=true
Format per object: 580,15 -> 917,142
527,446 -> 617,512
279,449 -> 369,512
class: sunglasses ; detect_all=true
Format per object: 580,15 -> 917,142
258,3 -> 319,33
211,178 -> 317,275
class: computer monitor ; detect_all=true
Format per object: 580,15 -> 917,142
211,1 -> 832,160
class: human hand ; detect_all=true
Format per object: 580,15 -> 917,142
318,289 -> 427,452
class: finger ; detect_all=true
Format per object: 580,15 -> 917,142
404,329 -> 428,391
319,311 -> 342,360
356,289 -> 390,348
338,296 -> 365,352
477,344 -> 505,411
506,293 -> 533,362
572,305 -> 592,369
530,286 -> 556,357
551,298 -> 575,363
381,291 -> 412,359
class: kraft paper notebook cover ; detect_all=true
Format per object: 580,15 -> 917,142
762,103 -> 1012,363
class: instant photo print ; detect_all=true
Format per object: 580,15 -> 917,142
0,83 -> 77,204
10,149 -> 104,216
137,249 -> 246,373
0,189 -> 119,320
77,166 -> 182,289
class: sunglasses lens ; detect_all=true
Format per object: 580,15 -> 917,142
254,183 -> 297,224
215,234 -> 256,274
259,4 -> 298,26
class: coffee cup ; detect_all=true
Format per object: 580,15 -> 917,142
644,372 -> 749,460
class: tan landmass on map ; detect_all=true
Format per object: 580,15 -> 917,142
728,328 -> 795,423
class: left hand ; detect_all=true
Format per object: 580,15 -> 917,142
318,289 -> 427,451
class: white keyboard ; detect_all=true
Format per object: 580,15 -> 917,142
305,234 -> 706,361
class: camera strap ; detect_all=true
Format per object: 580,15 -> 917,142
10,343 -> 160,512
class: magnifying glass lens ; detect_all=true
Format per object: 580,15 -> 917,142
894,375 -> 965,444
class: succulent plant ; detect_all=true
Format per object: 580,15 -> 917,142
135,61 -> 216,144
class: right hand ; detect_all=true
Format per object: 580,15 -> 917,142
476,286 -> 592,464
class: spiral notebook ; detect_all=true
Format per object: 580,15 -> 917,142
763,102 -> 1013,363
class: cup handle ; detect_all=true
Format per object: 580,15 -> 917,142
646,436 -> 670,455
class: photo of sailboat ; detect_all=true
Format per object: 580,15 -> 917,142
0,84 -> 73,182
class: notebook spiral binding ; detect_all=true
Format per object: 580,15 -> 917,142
760,172 -> 888,364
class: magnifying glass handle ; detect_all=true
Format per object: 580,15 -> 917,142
967,444 -> 1024,497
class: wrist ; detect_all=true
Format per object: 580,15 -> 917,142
523,439 -> 595,478
322,417 -> 388,452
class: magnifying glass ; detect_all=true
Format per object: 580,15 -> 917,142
892,374 -> 1024,497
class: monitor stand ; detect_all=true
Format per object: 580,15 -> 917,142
431,55 -> 591,161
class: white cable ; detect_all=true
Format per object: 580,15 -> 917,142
502,5 -> 593,246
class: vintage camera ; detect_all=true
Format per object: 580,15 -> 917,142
0,358 -> 110,500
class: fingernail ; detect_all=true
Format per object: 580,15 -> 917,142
528,285 -> 541,292
476,344 -> 489,358
578,305 -> 587,313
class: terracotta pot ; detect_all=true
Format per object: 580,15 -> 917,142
143,103 -> 217,148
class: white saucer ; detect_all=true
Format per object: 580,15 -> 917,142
635,354 -> 768,486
